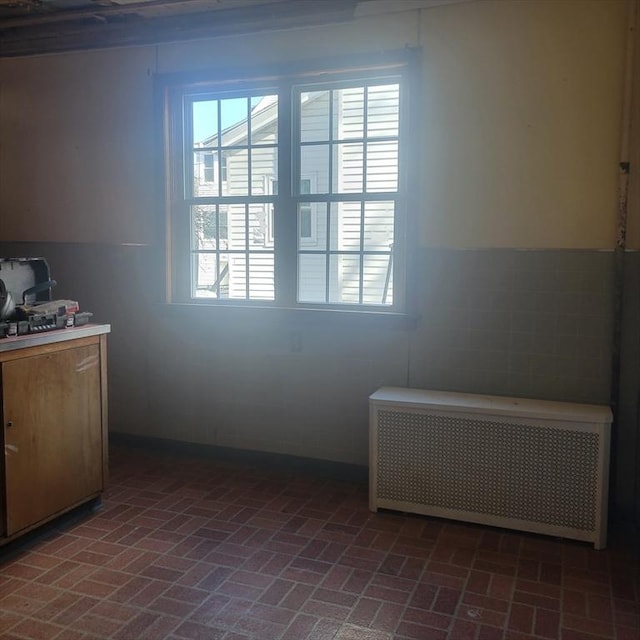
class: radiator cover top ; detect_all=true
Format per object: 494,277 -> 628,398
369,388 -> 612,549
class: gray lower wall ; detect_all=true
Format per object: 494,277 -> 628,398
410,249 -> 614,403
1,241 -> 638,524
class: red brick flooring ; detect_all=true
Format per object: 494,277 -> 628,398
0,443 -> 638,640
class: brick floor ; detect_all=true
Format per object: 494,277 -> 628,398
0,442 -> 638,639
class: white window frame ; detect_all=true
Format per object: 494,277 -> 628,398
160,52 -> 416,312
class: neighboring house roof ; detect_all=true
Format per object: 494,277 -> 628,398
195,95 -> 277,148
195,92 -> 321,148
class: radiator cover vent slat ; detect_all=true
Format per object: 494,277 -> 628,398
369,388 -> 612,549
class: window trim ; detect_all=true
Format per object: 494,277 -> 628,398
158,49 -> 419,316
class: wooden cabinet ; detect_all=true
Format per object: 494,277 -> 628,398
0,326 -> 109,542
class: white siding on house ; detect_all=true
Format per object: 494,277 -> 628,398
300,144 -> 330,194
300,91 -> 331,144
227,253 -> 247,298
366,141 -> 398,192
364,257 -> 392,304
335,84 -> 398,304
367,84 -> 399,137
298,253 -> 325,302
337,87 -> 364,139
225,122 -> 277,300
248,253 -> 275,300
226,148 -> 249,196
364,201 -> 395,250
193,151 -> 220,197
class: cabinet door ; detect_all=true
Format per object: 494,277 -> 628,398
2,344 -> 103,536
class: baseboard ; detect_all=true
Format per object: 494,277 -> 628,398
109,432 -> 368,483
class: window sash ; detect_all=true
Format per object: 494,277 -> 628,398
163,55 -> 413,312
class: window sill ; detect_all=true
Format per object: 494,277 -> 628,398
155,302 -> 418,330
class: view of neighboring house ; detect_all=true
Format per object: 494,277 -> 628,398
191,82 -> 400,306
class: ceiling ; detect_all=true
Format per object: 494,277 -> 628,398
0,0 -> 362,58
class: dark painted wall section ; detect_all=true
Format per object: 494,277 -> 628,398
1,241 -> 637,523
619,251 -> 640,525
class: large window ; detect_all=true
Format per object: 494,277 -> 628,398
162,54 -> 414,312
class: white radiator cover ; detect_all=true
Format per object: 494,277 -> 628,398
369,387 -> 612,549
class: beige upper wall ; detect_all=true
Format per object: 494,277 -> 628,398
421,0 -> 628,249
0,47 -> 157,244
0,0 -> 629,248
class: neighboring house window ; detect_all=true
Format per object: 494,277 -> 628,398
221,155 -> 228,183
269,178 -> 315,246
298,179 -> 315,243
203,153 -> 215,183
161,53 -> 414,310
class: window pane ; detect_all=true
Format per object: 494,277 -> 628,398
329,254 -> 361,304
227,204 -> 249,250
223,148 -> 248,196
251,146 -> 278,197
248,253 -> 275,300
301,144 -> 329,193
366,140 -> 398,192
363,254 -> 393,305
367,84 -> 400,137
332,142 -> 363,193
220,97 -> 248,146
300,90 -> 330,142
204,153 -> 215,181
193,151 -> 221,197
249,203 -> 271,248
193,252 -> 227,299
299,205 -> 312,239
334,86 -> 364,140
191,205 -> 227,250
329,201 -> 361,251
221,154 -> 228,182
192,100 -> 218,145
298,254 -> 327,303
251,95 -> 278,143
299,203 -> 327,250
227,253 -> 247,299
363,201 -> 394,251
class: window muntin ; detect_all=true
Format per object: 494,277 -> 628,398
165,60 -> 409,311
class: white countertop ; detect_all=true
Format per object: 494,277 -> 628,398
0,323 -> 111,353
